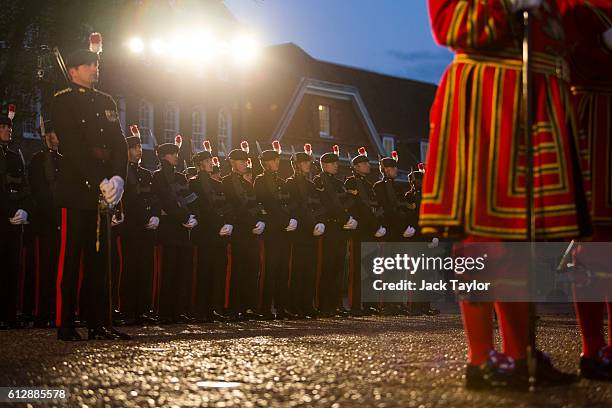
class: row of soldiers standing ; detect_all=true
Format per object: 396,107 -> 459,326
85,135 -> 437,325
0,49 -> 438,340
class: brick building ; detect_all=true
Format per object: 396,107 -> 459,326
17,1 -> 437,182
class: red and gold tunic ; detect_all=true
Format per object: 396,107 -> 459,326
565,1 -> 612,233
420,0 -> 591,239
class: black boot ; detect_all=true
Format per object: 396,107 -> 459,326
107,327 -> 131,340
57,327 -> 83,341
580,352 -> 612,381
88,326 -> 122,340
212,310 -> 231,322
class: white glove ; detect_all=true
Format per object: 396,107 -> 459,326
219,224 -> 234,236
428,237 -> 440,249
100,175 -> 125,206
182,214 -> 198,229
374,226 -> 386,238
252,221 -> 265,235
111,212 -> 124,227
313,223 -> 326,236
285,218 -> 298,232
509,0 -> 542,12
343,216 -> 358,230
603,28 -> 612,51
145,216 -> 160,230
403,225 -> 416,238
9,209 -> 28,225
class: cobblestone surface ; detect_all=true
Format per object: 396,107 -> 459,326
0,313 -> 610,407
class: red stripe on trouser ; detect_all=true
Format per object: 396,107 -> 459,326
257,239 -> 266,311
55,208 -> 68,327
224,244 -> 232,309
314,238 -> 323,309
34,237 -> 40,317
287,244 -> 293,288
191,246 -> 198,308
116,236 -> 124,310
347,239 -> 354,309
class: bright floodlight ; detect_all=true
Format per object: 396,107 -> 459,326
128,37 -> 145,53
188,31 -> 216,64
232,35 -> 259,64
151,39 -> 167,54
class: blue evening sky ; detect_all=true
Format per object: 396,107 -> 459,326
224,0 -> 453,84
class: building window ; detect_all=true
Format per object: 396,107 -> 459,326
318,104 -> 331,138
163,102 -> 180,143
217,109 -> 232,153
138,99 -> 155,147
382,136 -> 395,156
22,95 -> 40,140
420,140 -> 429,163
192,106 -> 206,150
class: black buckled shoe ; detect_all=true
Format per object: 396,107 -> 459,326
57,327 -> 83,341
465,351 -> 527,391
88,326 -> 121,340
580,347 -> 612,381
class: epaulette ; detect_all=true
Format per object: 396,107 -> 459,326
54,87 -> 72,97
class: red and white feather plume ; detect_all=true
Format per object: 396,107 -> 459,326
212,156 -> 220,167
391,150 -> 398,162
203,140 -> 212,152
89,32 -> 103,54
175,134 -> 182,148
272,140 -> 281,154
129,124 -> 140,137
240,140 -> 249,154
332,144 -> 340,156
417,162 -> 425,173
357,146 -> 367,157
7,104 -> 16,120
304,143 -> 312,156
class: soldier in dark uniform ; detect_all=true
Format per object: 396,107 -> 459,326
404,165 -> 440,316
28,119 -> 61,328
152,143 -> 198,324
285,145 -> 326,318
344,148 -> 386,316
121,133 -> 160,325
0,106 -> 31,330
313,148 -> 358,317
189,149 -> 234,322
254,143 -> 297,319
222,149 -> 265,320
51,49 -> 129,340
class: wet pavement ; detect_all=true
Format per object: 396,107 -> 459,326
0,310 -> 610,407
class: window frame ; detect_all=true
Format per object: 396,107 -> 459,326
318,104 -> 332,139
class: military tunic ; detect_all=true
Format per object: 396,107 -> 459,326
51,83 -> 127,329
